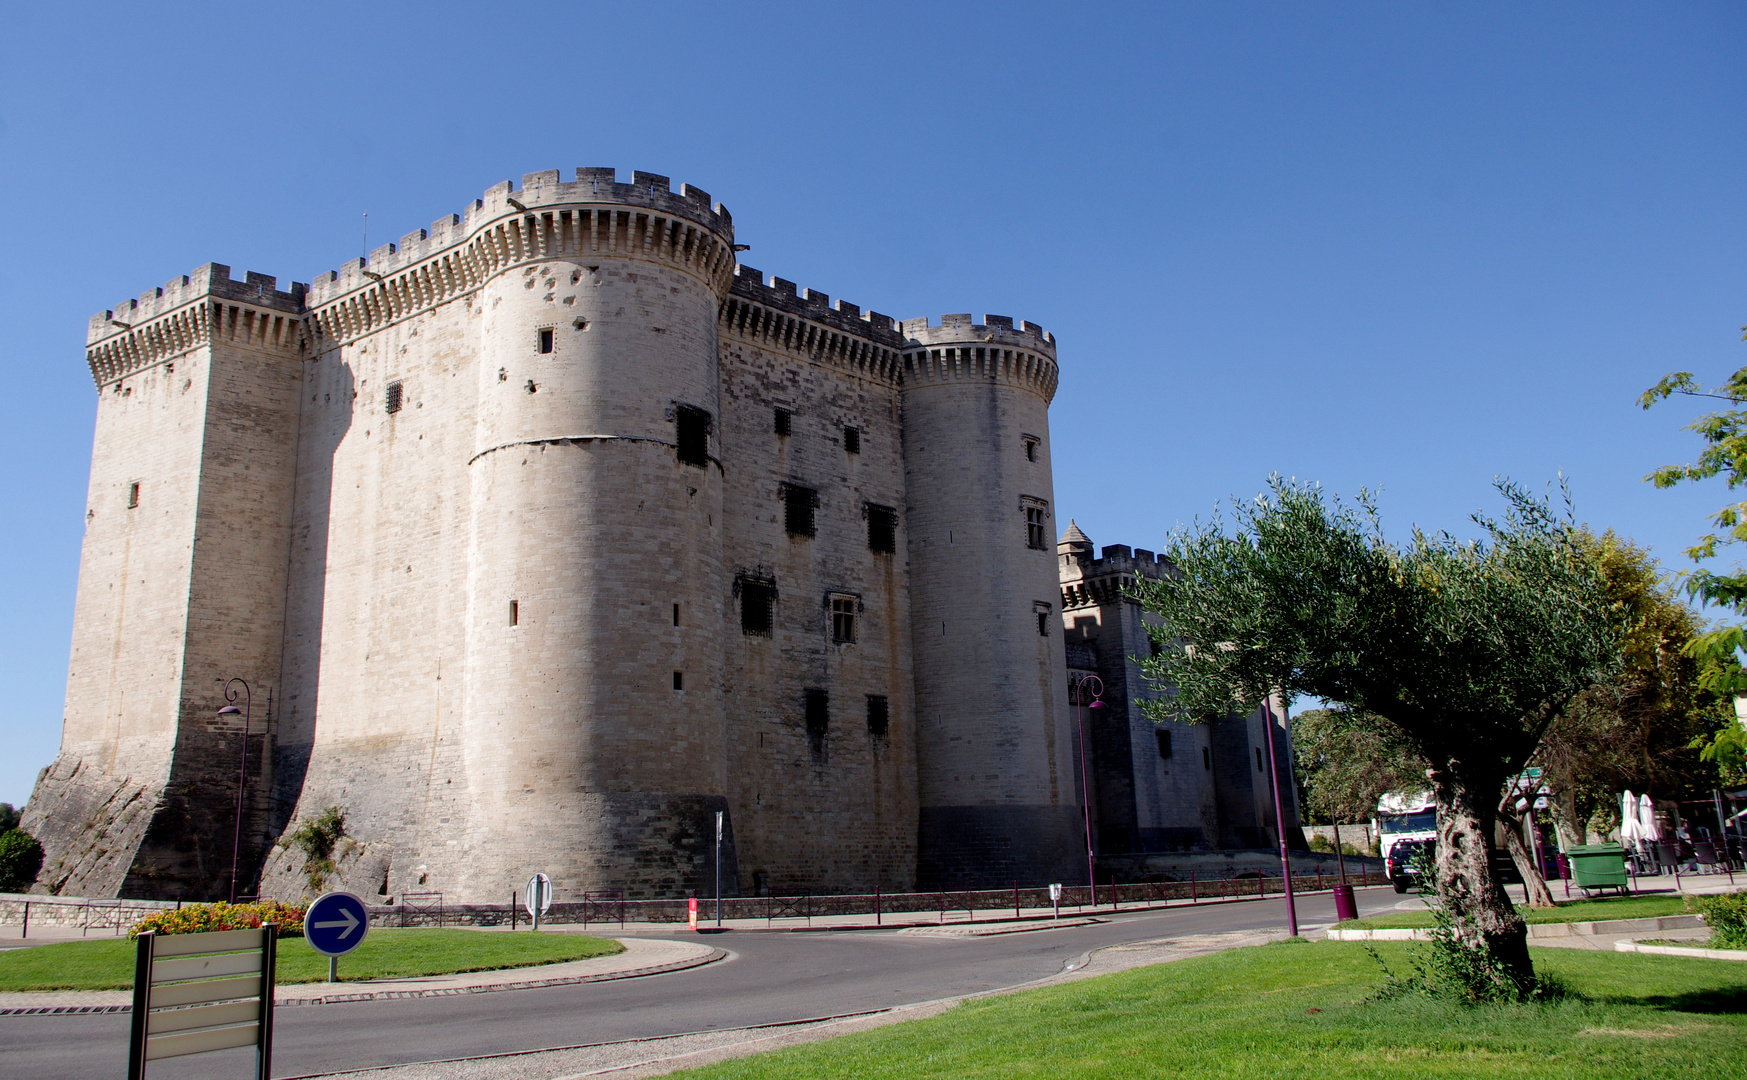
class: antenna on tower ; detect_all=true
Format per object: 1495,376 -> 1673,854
361,212 -> 369,262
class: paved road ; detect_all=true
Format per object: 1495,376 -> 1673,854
0,887 -> 1402,1079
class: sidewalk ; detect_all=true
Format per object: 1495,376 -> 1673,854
0,937 -> 724,1015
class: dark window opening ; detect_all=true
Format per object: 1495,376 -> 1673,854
866,695 -> 889,739
1024,437 -> 1039,462
782,483 -> 817,538
830,596 -> 857,643
1037,611 -> 1051,636
1149,637 -> 1163,658
1203,746 -> 1211,771
385,381 -> 403,414
127,482 -> 140,509
509,600 -> 519,627
676,405 -> 711,468
1157,729 -> 1172,760
866,504 -> 897,554
774,407 -> 792,436
1256,747 -> 1265,772
1025,505 -> 1047,550
673,671 -> 683,691
537,328 -> 554,354
673,603 -> 680,626
738,577 -> 775,636
804,688 -> 829,763
843,426 -> 860,454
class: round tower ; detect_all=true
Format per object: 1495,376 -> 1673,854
459,169 -> 739,899
897,314 -> 1082,888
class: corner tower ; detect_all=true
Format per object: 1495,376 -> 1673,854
898,315 -> 1081,888
458,170 -> 740,898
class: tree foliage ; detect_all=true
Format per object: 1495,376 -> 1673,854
1293,707 -> 1426,826
0,829 -> 43,893
1128,477 -> 1623,997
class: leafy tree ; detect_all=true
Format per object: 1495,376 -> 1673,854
1129,478 -> 1622,997
1293,706 -> 1426,826
1641,361 -> 1747,773
0,828 -> 43,893
0,804 -> 18,834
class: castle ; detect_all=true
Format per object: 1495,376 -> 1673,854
23,168 -> 1298,903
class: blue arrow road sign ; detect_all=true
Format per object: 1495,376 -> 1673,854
303,891 -> 370,957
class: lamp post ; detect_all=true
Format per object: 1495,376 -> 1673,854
1262,695 -> 1298,937
1073,674 -> 1104,907
217,679 -> 252,905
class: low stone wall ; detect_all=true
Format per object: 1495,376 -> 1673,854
0,893 -> 178,934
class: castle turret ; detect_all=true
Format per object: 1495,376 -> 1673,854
458,170 -> 740,898
898,315 -> 1082,888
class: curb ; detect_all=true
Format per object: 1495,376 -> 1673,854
1615,940 -> 1747,961
0,946 -> 727,1016
896,918 -> 1105,937
1326,913 -> 1706,942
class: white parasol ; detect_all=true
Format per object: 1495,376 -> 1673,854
1620,790 -> 1639,845
1638,793 -> 1662,843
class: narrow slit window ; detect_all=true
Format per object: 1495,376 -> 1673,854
866,695 -> 890,739
1203,747 -> 1211,771
1256,747 -> 1265,773
509,600 -> 519,627
385,381 -> 403,414
774,407 -> 792,436
1037,611 -> 1051,636
866,504 -> 897,554
830,595 -> 857,644
127,481 -> 140,509
843,426 -> 860,454
1023,436 -> 1039,462
673,671 -> 683,691
673,603 -> 681,626
537,328 -> 554,354
804,688 -> 829,763
782,483 -> 817,538
676,405 -> 711,468
1157,729 -> 1172,760
738,577 -> 775,636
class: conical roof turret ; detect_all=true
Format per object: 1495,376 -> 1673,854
1058,519 -> 1094,561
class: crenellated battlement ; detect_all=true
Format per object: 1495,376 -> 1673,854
900,313 -> 1055,354
1058,531 -> 1175,611
84,264 -> 309,387
722,265 -> 907,385
88,264 -> 306,347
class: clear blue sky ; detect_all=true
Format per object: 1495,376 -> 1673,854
0,3 -> 1742,806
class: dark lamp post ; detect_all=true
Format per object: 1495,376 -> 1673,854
218,679 -> 252,905
1073,674 -> 1104,906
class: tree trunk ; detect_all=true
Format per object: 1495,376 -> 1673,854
1432,769 -> 1534,992
1497,804 -> 1557,907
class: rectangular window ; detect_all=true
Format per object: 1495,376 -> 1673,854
1256,747 -> 1265,773
866,694 -> 890,738
866,504 -> 897,554
738,577 -> 775,636
675,405 -> 710,468
1025,505 -> 1048,550
673,671 -> 684,691
774,407 -> 792,436
1203,746 -> 1211,771
804,688 -> 829,763
1157,729 -> 1172,760
1023,436 -> 1039,462
830,595 -> 857,643
509,600 -> 519,627
385,381 -> 403,414
843,426 -> 860,454
538,328 -> 554,354
782,483 -> 817,538
127,481 -> 140,509
1038,611 -> 1051,636
673,603 -> 680,627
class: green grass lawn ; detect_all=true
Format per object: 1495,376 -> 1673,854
0,929 -> 623,991
1340,893 -> 1696,929
670,941 -> 1747,1080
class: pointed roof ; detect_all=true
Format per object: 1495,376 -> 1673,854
1059,519 -> 1092,546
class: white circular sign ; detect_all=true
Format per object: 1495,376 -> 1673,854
525,873 -> 553,917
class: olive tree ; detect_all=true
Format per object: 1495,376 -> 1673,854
1128,478 -> 1621,995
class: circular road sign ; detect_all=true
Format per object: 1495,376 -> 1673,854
303,891 -> 371,957
526,873 -> 553,918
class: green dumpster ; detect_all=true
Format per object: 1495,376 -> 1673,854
1566,844 -> 1630,896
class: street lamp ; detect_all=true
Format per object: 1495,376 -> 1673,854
1073,674 -> 1105,906
217,678 -> 252,905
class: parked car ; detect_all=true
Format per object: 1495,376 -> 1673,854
1386,838 -> 1525,894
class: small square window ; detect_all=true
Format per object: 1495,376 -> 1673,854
774,407 -> 792,436
830,595 -> 857,643
127,481 -> 140,509
676,405 -> 711,467
1023,436 -> 1039,462
538,328 -> 554,354
866,504 -> 897,554
804,688 -> 829,763
738,577 -> 775,636
385,381 -> 403,414
783,483 -> 817,538
1157,729 -> 1172,760
843,427 -> 860,454
866,695 -> 890,739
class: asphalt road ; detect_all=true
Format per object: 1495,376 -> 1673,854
1,887 -> 1402,1079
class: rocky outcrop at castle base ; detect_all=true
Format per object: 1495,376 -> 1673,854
20,754 -> 159,897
